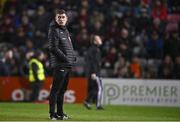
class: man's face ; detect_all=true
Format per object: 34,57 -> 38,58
55,13 -> 68,26
94,35 -> 102,46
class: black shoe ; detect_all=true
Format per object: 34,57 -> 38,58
56,113 -> 70,120
97,106 -> 104,110
83,101 -> 91,110
49,114 -> 57,121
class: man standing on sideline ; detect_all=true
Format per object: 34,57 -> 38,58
48,9 -> 76,120
84,34 -> 104,110
28,51 -> 45,102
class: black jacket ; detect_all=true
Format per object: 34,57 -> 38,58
48,20 -> 76,68
85,44 -> 101,76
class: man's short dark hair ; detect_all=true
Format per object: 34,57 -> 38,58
90,34 -> 95,44
90,34 -> 99,44
55,9 -> 66,15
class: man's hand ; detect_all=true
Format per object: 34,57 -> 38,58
91,73 -> 97,80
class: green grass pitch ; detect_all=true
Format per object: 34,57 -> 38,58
0,102 -> 180,121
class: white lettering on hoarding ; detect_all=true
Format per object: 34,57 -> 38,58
103,84 -> 119,104
11,89 -> 76,103
12,89 -> 24,101
38,89 -> 49,101
64,90 -> 76,103
102,79 -> 180,106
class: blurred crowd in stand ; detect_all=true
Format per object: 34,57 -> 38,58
0,0 -> 179,79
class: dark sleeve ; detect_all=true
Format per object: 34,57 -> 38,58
173,65 -> 179,79
157,65 -> 163,79
48,28 -> 68,62
31,62 -> 39,81
88,48 -> 98,74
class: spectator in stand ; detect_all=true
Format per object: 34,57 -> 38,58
134,0 -> 151,18
25,38 -> 35,52
0,52 -> 9,76
12,27 -> 26,46
19,49 -> 31,77
33,5 -> 50,48
148,18 -> 166,35
74,7 -> 88,41
2,49 -> 18,75
113,55 -> 129,78
89,10 -> 104,32
158,55 -> 174,79
167,0 -> 180,14
146,30 -> 164,59
129,55 -> 142,78
0,0 -> 6,16
107,18 -> 119,40
0,15 -> 15,43
6,6 -> 20,28
92,0 -> 107,14
164,30 -> 180,59
135,3 -> 151,33
51,0 -> 67,10
116,0 -> 131,15
104,47 -> 117,69
3,0 -> 22,15
117,28 -> 132,60
20,14 -> 34,38
78,8 -> 88,28
75,28 -> 89,56
145,64 -> 157,79
173,55 -> 180,79
90,18 -> 105,35
151,0 -> 168,21
76,28 -> 89,46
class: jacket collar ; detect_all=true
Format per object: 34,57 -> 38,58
50,20 -> 67,30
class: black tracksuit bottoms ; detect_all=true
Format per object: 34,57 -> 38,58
30,81 -> 43,101
49,67 -> 70,115
85,76 -> 103,107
